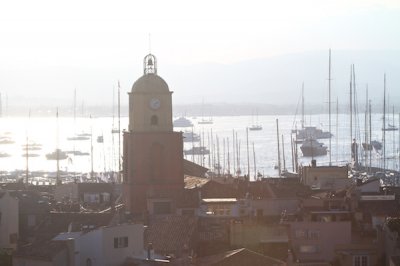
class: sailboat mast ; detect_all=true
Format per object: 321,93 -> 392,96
301,83 -> 305,129
291,135 -> 295,172
90,115 -> 94,179
246,127 -> 250,178
369,100 -> 372,171
364,86 -> 368,169
236,133 -> 240,176
56,108 -> 60,185
282,134 -> 286,171
383,74 -> 386,171
350,66 -> 353,164
216,135 -> 221,177
118,81 -> 121,183
232,129 -> 236,175
223,138 -> 226,174
336,97 -> 339,165
393,106 -> 395,160
25,110 -> 30,184
328,49 -> 332,166
73,89 -> 76,160
276,119 -> 281,176
252,142 -> 256,180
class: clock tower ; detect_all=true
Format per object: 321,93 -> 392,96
123,54 -> 184,216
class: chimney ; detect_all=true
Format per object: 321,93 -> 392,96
311,159 -> 317,167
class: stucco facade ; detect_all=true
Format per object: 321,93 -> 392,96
288,221 -> 351,263
54,223 -> 144,266
0,190 -> 19,250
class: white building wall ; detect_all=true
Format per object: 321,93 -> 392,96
102,223 -> 144,265
78,228 -> 103,266
53,223 -> 145,266
0,191 -> 19,250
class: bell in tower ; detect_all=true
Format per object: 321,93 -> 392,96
143,54 -> 157,75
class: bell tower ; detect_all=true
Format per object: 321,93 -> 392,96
128,54 -> 173,133
123,54 -> 184,216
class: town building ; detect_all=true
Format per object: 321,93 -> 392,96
0,189 -> 18,251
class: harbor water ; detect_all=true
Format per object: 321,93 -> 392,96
0,113 -> 399,181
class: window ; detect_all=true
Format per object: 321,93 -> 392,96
295,229 -> 306,239
299,245 -> 318,253
114,237 -> 128,248
354,255 -> 369,266
151,115 -> 158,126
295,229 -> 320,240
308,230 -> 320,240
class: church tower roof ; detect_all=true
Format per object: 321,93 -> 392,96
131,54 -> 169,93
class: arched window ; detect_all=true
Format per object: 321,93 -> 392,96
151,115 -> 158,126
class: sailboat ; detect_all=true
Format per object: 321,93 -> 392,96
173,116 -> 193,127
67,90 -> 90,140
197,99 -> 213,124
198,117 -> 213,125
46,149 -> 68,160
97,135 -> 104,143
249,110 -> 262,131
293,84 -> 332,142
383,124 -> 398,131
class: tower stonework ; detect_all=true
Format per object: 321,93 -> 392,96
123,54 -> 184,216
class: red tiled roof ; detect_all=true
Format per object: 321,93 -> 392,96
33,212 -> 113,241
13,240 -> 68,260
196,248 -> 285,266
145,215 -> 197,255
184,176 -> 210,189
184,159 -> 209,177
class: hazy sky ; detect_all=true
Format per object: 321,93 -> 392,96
0,0 -> 399,110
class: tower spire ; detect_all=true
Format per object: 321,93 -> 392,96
148,33 -> 152,54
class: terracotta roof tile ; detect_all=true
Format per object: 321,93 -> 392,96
197,248 -> 285,266
145,215 -> 197,255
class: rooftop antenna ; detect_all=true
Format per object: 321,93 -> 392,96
148,33 -> 152,54
144,34 -> 157,75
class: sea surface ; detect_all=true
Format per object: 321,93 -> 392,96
0,113 -> 399,181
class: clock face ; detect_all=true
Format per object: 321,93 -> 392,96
149,98 -> 161,110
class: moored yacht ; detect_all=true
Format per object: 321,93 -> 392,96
300,138 -> 328,157
173,117 -> 193,127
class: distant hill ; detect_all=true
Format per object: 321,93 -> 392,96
1,50 -> 399,116
166,50 -> 400,107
